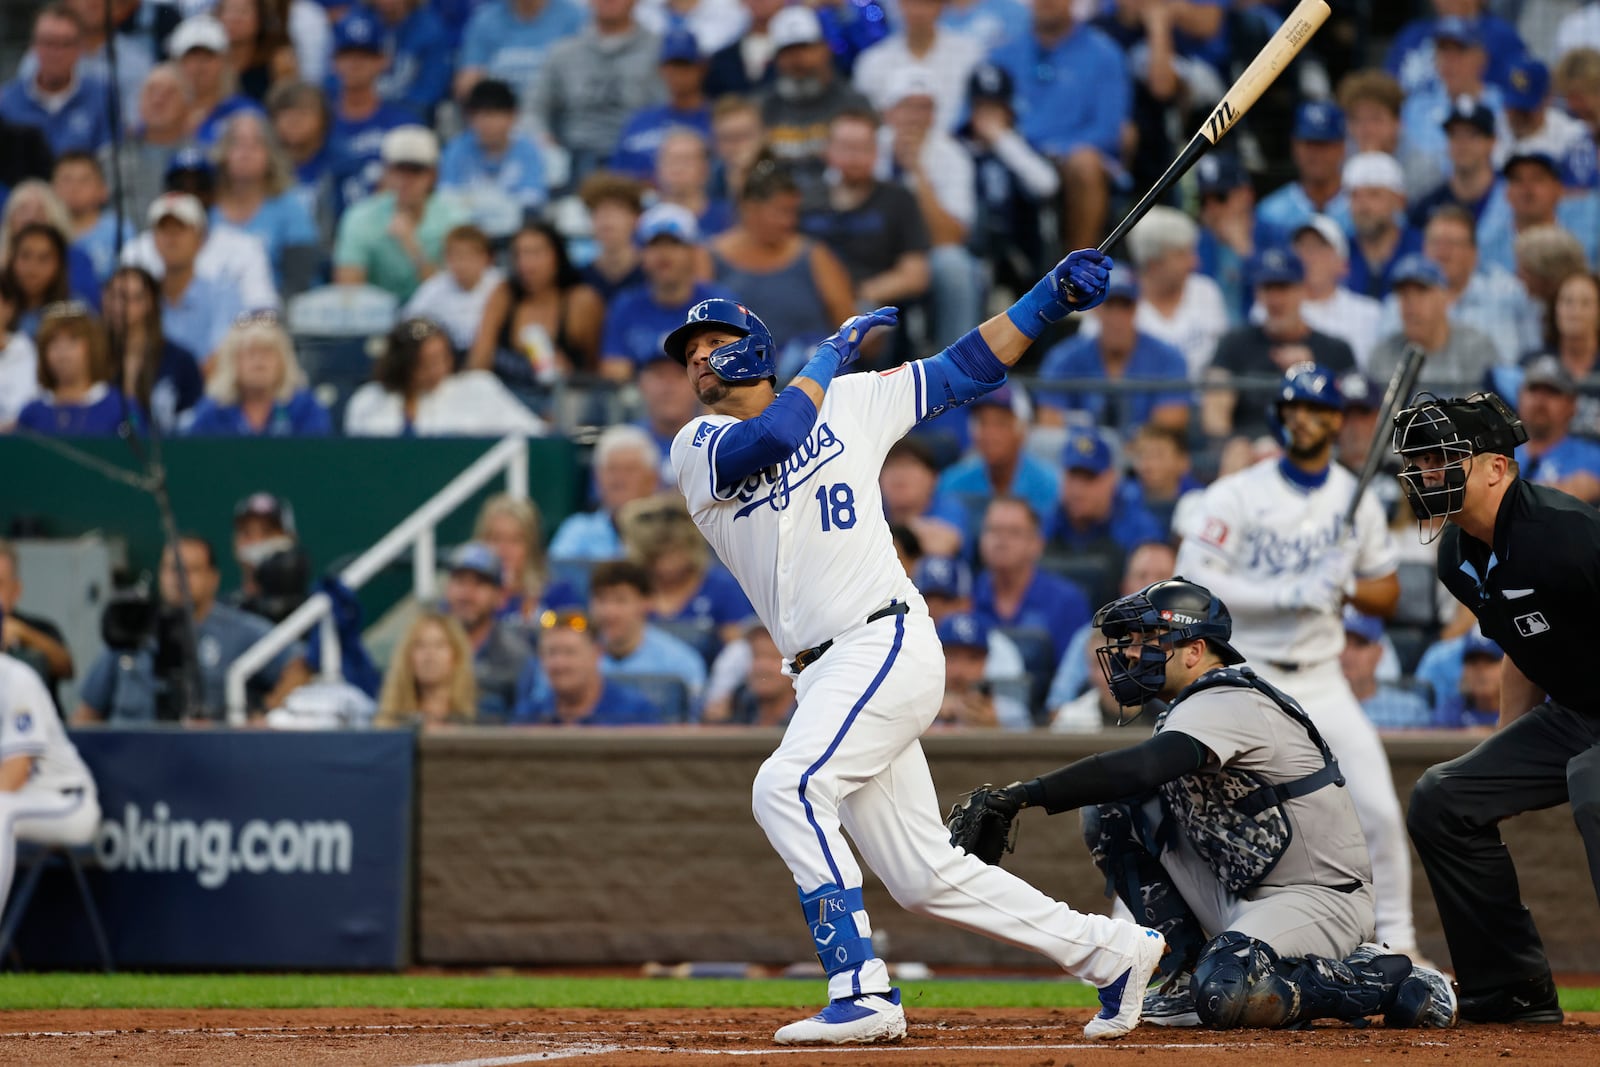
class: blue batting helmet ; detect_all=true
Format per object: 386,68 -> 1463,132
663,298 -> 777,383
1268,361 -> 1343,446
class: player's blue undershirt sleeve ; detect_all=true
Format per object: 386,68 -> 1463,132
917,328 -> 1012,420
709,387 -> 821,493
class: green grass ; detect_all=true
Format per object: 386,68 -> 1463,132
0,974 -> 1596,1013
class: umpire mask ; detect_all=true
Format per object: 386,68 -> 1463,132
1393,392 -> 1526,544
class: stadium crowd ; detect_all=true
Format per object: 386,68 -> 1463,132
2,0 -> 1600,732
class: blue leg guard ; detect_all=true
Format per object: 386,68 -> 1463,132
799,884 -> 876,981
1084,802 -> 1205,982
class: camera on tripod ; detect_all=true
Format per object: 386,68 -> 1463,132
100,583 -> 194,721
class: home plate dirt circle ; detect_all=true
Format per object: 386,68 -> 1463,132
0,1008 -> 1594,1066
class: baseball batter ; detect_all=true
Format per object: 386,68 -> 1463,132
947,578 -> 1456,1030
666,252 -> 1166,1046
1173,364 -> 1417,955
1,648 -> 99,922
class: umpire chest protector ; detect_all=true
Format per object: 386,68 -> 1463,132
1153,667 -> 1346,893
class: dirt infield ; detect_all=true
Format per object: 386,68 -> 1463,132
0,1007 -> 1594,1066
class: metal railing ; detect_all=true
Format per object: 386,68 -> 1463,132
223,434 -> 530,723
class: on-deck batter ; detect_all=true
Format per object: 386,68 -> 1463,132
666,250 -> 1165,1046
1174,363 -> 1418,954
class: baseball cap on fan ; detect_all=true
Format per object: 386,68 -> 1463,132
1441,95 -> 1495,137
148,191 -> 208,230
770,5 -> 824,51
914,556 -> 974,601
1062,427 -> 1113,476
1292,214 -> 1349,261
332,9 -> 384,54
635,202 -> 701,247
885,67 -> 937,109
1504,56 -> 1551,112
233,491 -> 297,534
970,382 -> 1032,422
660,27 -> 701,64
936,611 -> 991,651
1342,607 -> 1385,645
381,125 -> 439,169
1195,153 -> 1247,198
1432,15 -> 1484,50
1523,355 -> 1577,396
1342,152 -> 1406,195
1390,253 -> 1447,289
167,14 -> 227,57
1463,627 -> 1504,661
1292,101 -> 1346,143
447,542 -> 503,584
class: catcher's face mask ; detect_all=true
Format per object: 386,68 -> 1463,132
1093,594 -> 1181,722
1393,392 -> 1527,544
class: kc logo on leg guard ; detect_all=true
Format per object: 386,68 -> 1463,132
800,884 -> 875,977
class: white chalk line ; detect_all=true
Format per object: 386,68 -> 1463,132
400,1042 -> 1270,1067
0,1021 -> 1125,1041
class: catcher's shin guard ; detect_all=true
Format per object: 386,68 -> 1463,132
1084,802 -> 1204,981
1281,953 -> 1430,1028
1192,931 -> 1300,1028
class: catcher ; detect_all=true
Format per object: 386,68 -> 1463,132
947,578 -> 1457,1030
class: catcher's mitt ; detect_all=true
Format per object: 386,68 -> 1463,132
946,784 -> 1022,865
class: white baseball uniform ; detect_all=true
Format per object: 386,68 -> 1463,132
1174,458 -> 1416,949
1,654 -> 100,918
672,365 -> 1148,1002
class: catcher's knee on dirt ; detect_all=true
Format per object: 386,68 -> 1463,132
1192,931 -> 1300,1029
1084,803 -> 1205,979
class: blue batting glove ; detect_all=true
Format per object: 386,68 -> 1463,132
818,306 -> 900,368
1058,249 -> 1113,311
1007,251 -> 1114,338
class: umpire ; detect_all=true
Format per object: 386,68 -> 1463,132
1393,391 -> 1599,1024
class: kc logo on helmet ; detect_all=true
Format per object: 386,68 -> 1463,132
1514,612 -> 1551,637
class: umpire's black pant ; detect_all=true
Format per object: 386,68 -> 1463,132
1407,701 -> 1600,993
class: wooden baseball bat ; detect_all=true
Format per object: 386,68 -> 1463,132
1343,344 -> 1426,529
1091,0 -> 1333,257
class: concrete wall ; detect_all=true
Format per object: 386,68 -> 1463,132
416,730 -> 1600,971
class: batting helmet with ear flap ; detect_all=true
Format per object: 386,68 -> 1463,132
1268,361 -> 1343,446
663,298 -> 777,382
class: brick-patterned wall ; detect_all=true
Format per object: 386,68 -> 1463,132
416,731 -> 1600,970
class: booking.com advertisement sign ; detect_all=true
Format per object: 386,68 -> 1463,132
18,729 -> 413,969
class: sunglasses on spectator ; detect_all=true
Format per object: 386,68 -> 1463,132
235,309 -> 282,327
41,300 -> 93,322
399,318 -> 445,342
539,609 -> 591,633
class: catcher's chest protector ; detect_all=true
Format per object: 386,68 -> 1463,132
1152,667 -> 1345,893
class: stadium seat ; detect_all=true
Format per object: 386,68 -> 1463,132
609,672 -> 693,723
1393,560 -> 1446,630
286,284 -> 398,337
0,843 -> 113,973
1040,547 -> 1118,610
1387,625 -> 1432,677
654,618 -> 722,667
995,624 -> 1055,720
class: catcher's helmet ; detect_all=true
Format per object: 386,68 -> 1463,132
1092,578 -> 1245,716
663,298 -> 777,383
1392,391 -> 1526,540
1268,361 -> 1343,446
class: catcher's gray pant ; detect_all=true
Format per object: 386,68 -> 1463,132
1252,659 -> 1414,949
1408,699 -> 1600,995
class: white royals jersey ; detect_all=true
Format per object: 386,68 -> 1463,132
672,367 -> 933,656
1175,459 -> 1398,664
0,653 -> 93,792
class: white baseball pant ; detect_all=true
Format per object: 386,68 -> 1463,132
751,608 -> 1148,1001
1,787 -> 101,918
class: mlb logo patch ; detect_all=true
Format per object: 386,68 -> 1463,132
1200,518 -> 1229,547
1514,612 -> 1551,637
692,422 -> 716,448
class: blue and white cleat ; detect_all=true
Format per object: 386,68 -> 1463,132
773,988 -> 907,1045
1084,928 -> 1168,1040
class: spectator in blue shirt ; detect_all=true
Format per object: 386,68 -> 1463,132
1386,0 -> 1523,98
1434,628 -> 1504,729
599,203 -> 733,381
1343,151 -> 1422,299
0,4 -> 113,157
549,424 -> 663,563
1128,422 -> 1202,537
880,437 -> 968,560
439,78 -> 548,225
14,300 -> 133,437
1408,96 -> 1501,230
1478,149 -> 1600,274
943,0 -> 1029,55
267,80 -> 337,238
455,0 -> 587,102
1255,102 -> 1352,245
146,192 -> 241,364
1194,153 -> 1264,324
53,153 -> 135,290
3,223 -> 76,337
1396,17 -> 1506,197
1502,55 -> 1598,193
1035,274 -> 1191,434
936,384 -> 1059,536
1340,608 -> 1433,730
511,608 -> 664,724
1516,356 -> 1600,505
183,314 -> 332,436
327,9 -> 420,210
612,29 -> 714,180
103,266 -> 204,433
170,14 -> 263,146
1046,427 -> 1165,594
587,559 -> 707,712
989,0 -> 1128,250
972,495 -> 1090,669
370,0 -> 456,121
211,111 -> 323,290
618,490 -> 754,654
576,171 -> 647,302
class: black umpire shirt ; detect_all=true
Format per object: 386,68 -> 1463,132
1437,479 -> 1600,712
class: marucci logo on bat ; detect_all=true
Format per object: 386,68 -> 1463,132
1206,101 -> 1237,142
